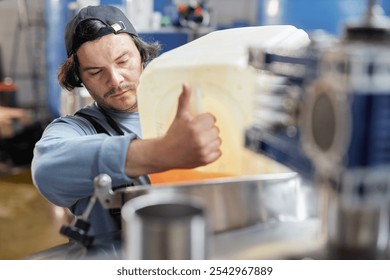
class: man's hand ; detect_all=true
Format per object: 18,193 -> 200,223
125,83 -> 222,177
161,83 -> 222,169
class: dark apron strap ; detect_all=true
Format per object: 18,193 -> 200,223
75,111 -> 124,228
75,111 -> 110,135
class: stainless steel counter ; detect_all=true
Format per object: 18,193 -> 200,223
28,172 -> 326,260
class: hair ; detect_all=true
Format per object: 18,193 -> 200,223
58,19 -> 160,91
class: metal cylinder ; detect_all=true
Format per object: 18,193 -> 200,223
321,171 -> 390,259
121,193 -> 208,260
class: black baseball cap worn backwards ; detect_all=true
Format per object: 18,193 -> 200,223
65,5 -> 138,57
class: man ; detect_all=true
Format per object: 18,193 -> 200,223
31,5 -> 221,238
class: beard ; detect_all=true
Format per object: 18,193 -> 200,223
103,83 -> 137,99
87,83 -> 138,112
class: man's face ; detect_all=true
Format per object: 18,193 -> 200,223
77,33 -> 143,112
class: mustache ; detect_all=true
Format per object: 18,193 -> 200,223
103,83 -> 137,99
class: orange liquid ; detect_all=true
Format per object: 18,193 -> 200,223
149,169 -> 235,185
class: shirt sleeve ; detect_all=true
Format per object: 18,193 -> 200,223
31,117 -> 137,208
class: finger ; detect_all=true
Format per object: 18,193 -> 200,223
195,128 -> 221,151
193,113 -> 217,130
203,148 -> 223,165
175,83 -> 192,119
205,136 -> 222,153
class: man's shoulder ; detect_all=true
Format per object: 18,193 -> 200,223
57,103 -> 104,123
48,111 -> 99,135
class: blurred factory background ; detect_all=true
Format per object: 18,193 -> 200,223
0,0 -> 389,260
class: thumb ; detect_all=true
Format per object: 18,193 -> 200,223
176,83 -> 192,118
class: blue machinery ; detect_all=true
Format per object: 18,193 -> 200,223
246,0 -> 390,258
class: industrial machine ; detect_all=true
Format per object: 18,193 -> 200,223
246,0 -> 390,259
29,0 -> 390,260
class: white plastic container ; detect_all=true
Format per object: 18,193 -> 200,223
137,26 -> 310,183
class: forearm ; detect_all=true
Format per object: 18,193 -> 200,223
124,137 -> 171,177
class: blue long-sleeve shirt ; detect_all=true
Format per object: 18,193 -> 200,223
31,102 -> 150,236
